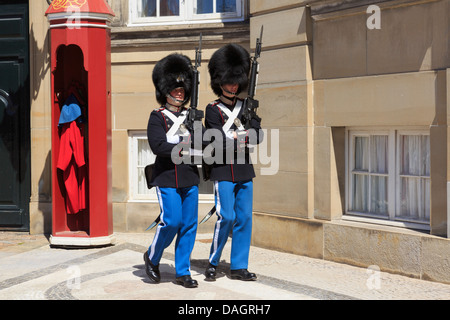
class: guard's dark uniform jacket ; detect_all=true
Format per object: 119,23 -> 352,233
205,98 -> 263,182
147,106 -> 200,188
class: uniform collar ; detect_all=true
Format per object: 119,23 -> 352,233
219,95 -> 237,107
165,103 -> 184,113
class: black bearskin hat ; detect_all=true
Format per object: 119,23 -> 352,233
152,53 -> 193,106
208,44 -> 250,96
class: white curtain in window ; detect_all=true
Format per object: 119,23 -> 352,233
422,135 -> 430,176
398,135 -> 430,222
352,135 -> 388,215
371,175 -> 388,214
370,136 -> 388,215
354,136 -> 368,171
401,135 -> 421,175
352,136 -> 368,212
371,135 -> 388,174
352,174 -> 368,212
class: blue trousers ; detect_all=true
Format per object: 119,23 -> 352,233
209,180 -> 253,270
147,186 -> 198,278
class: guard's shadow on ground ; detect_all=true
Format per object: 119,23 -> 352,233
132,262 -> 177,284
132,258 -> 231,284
191,258 -> 231,281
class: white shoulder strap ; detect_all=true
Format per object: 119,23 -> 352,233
217,100 -> 244,132
162,109 -> 187,138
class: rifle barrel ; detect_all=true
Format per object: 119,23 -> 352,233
248,26 -> 263,99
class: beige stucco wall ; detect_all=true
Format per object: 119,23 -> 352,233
29,1 -> 52,234
250,3 -> 314,221
313,0 -> 448,79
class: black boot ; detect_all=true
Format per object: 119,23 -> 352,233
143,252 -> 161,283
230,269 -> 257,281
204,263 -> 217,282
175,275 -> 198,288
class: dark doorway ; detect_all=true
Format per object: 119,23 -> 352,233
0,0 -> 30,231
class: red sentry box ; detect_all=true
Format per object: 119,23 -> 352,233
46,0 -> 115,247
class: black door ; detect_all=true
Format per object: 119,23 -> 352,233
0,0 -> 30,231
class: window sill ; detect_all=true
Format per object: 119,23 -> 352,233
111,21 -> 249,48
342,214 -> 430,233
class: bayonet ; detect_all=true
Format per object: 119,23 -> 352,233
199,206 -> 216,225
146,215 -> 161,231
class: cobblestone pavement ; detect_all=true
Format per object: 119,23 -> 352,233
1,231 -> 450,301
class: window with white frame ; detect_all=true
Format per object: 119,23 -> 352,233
346,129 -> 430,230
129,132 -> 157,200
129,132 -> 214,201
129,0 -> 244,26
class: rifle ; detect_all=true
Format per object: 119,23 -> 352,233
240,26 -> 263,130
183,33 -> 204,133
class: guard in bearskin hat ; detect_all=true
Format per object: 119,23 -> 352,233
143,53 -> 200,288
203,44 -> 263,282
